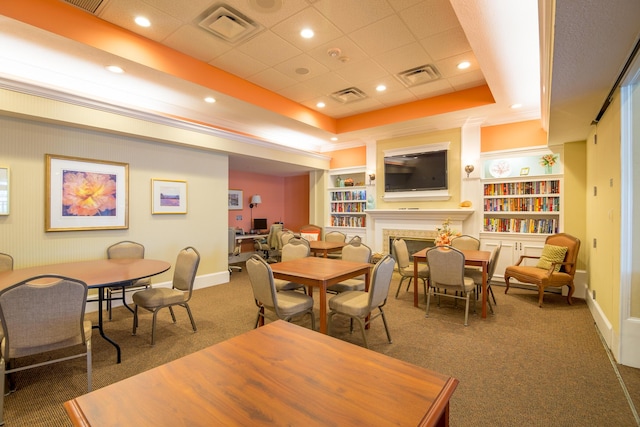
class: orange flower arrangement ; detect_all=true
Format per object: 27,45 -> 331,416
435,218 -> 459,246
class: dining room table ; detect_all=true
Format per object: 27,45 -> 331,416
308,240 -> 347,257
412,247 -> 492,318
0,258 -> 171,363
269,256 -> 371,334
64,320 -> 459,427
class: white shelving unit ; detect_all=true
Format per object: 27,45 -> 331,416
326,167 -> 367,242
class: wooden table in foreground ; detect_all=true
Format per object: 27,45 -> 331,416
412,248 -> 491,318
309,240 -> 346,257
64,321 -> 458,427
0,258 -> 171,363
270,256 -> 370,333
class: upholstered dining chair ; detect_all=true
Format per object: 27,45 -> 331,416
299,224 -> 322,241
326,241 -> 372,293
426,246 -> 476,326
348,235 -> 362,245
132,246 -> 200,345
324,230 -> 347,259
504,233 -> 581,307
105,241 -> 151,320
0,275 -> 92,425
273,238 -> 310,292
451,235 -> 481,250
465,242 -> 502,313
0,253 -> 13,273
246,255 -> 315,330
327,254 -> 396,348
392,238 -> 429,303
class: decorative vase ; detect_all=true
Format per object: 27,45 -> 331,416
545,164 -> 552,174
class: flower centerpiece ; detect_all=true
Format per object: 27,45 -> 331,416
435,218 -> 459,246
540,154 -> 558,174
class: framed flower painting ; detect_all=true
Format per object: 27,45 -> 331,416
46,154 -> 129,231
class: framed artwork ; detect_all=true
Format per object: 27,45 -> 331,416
46,154 -> 128,231
520,167 -> 530,176
228,189 -> 243,210
152,179 -> 187,214
0,166 -> 8,215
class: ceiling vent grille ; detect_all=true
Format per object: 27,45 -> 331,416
330,87 -> 367,104
395,64 -> 441,87
197,5 -> 263,44
62,0 -> 105,13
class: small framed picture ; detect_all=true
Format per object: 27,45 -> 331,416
520,167 -> 530,176
228,189 -> 243,210
152,179 -> 187,214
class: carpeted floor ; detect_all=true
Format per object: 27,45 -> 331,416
3,265 -> 639,426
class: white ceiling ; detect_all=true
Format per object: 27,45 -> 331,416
1,1 -> 637,176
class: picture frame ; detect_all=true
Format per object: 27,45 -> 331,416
0,166 -> 9,216
520,167 -> 530,176
228,189 -> 243,210
46,154 -> 128,231
152,179 -> 187,214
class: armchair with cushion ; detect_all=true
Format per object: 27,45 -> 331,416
504,233 -> 581,307
299,224 -> 322,242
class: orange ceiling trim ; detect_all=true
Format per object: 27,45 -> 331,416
336,85 -> 495,133
0,0 -> 337,133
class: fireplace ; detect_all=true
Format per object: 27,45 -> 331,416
388,235 -> 435,260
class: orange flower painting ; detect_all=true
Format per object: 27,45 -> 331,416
62,170 -> 117,216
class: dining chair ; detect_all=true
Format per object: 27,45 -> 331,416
228,227 -> 242,274
348,235 -> 362,245
450,235 -> 481,250
299,224 -> 322,241
324,230 -> 347,259
0,275 -> 92,425
274,239 -> 310,292
327,254 -> 396,348
246,255 -> 315,330
504,233 -> 581,307
326,241 -> 372,293
132,246 -> 200,345
392,238 -> 429,303
425,246 -> 476,326
0,253 -> 13,273
105,241 -> 151,320
465,242 -> 502,313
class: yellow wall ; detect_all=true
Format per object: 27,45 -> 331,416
562,141 -> 588,271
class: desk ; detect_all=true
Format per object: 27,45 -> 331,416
235,233 -> 268,253
309,240 -> 346,257
413,248 -> 491,318
0,259 -> 170,363
64,320 -> 458,426
270,257 -> 370,334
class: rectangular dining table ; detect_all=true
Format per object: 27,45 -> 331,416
412,248 -> 491,318
270,256 -> 370,333
64,320 -> 459,427
0,258 -> 171,363
308,240 -> 346,257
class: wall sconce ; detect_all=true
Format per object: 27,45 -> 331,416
368,173 -> 376,184
249,194 -> 262,208
464,165 -> 475,178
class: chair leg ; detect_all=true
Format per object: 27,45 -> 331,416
464,293 -> 470,326
151,310 -> 159,345
425,286 -> 432,318
422,279 -> 428,304
132,305 -> 139,335
86,338 -> 92,392
488,284 -> 497,305
354,317 -> 368,349
379,308 -> 392,344
504,276 -> 511,294
395,276 -> 407,298
183,303 -> 197,332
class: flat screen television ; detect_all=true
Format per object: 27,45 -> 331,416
253,218 -> 268,231
384,150 -> 448,192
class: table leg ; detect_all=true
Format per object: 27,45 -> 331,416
93,288 -> 122,363
481,262 -> 488,318
319,285 -> 327,333
413,258 -> 419,307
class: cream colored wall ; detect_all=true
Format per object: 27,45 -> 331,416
586,92 -> 621,335
375,128 -> 462,208
0,114 -> 228,285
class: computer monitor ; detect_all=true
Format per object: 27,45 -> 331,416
253,218 -> 268,231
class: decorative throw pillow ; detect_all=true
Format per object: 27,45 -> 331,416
300,232 -> 319,242
536,244 -> 568,272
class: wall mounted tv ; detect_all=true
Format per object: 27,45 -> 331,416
384,150 -> 448,192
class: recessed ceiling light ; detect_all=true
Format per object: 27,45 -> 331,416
457,61 -> 471,70
105,65 -> 124,73
316,102 -> 325,108
204,97 -> 216,103
330,137 -> 338,141
510,103 -> 522,109
134,16 -> 151,27
376,85 -> 386,92
300,28 -> 314,39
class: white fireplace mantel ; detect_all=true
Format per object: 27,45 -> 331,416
365,209 -> 475,253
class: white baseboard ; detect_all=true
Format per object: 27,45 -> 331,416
585,283 -> 617,360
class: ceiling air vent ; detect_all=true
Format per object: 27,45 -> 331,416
197,5 -> 263,44
330,87 -> 368,104
395,64 -> 441,87
62,0 -> 105,13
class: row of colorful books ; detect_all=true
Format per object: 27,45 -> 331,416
482,218 -> 559,233
483,180 -> 560,196
330,215 -> 365,228
483,197 -> 560,212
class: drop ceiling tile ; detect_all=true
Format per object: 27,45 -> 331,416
434,52 -> 480,78
408,78 -> 454,97
334,58 -> 388,84
349,15 -> 415,56
307,36 -> 368,71
373,42 -> 433,75
99,0 -> 183,42
139,0 -> 212,22
163,25 -> 232,63
237,30 -> 301,67
303,72 -> 352,95
248,67 -> 298,91
312,0 -> 394,33
273,53 -> 330,82
376,89 -> 419,106
343,97 -> 384,114
271,7 -> 343,50
421,27 -> 472,61
221,0 -> 309,28
388,0 -> 426,12
448,70 -> 486,90
400,0 -> 459,39
277,82 -> 320,102
210,49 -> 269,79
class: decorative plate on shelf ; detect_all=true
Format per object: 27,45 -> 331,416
489,160 -> 511,178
